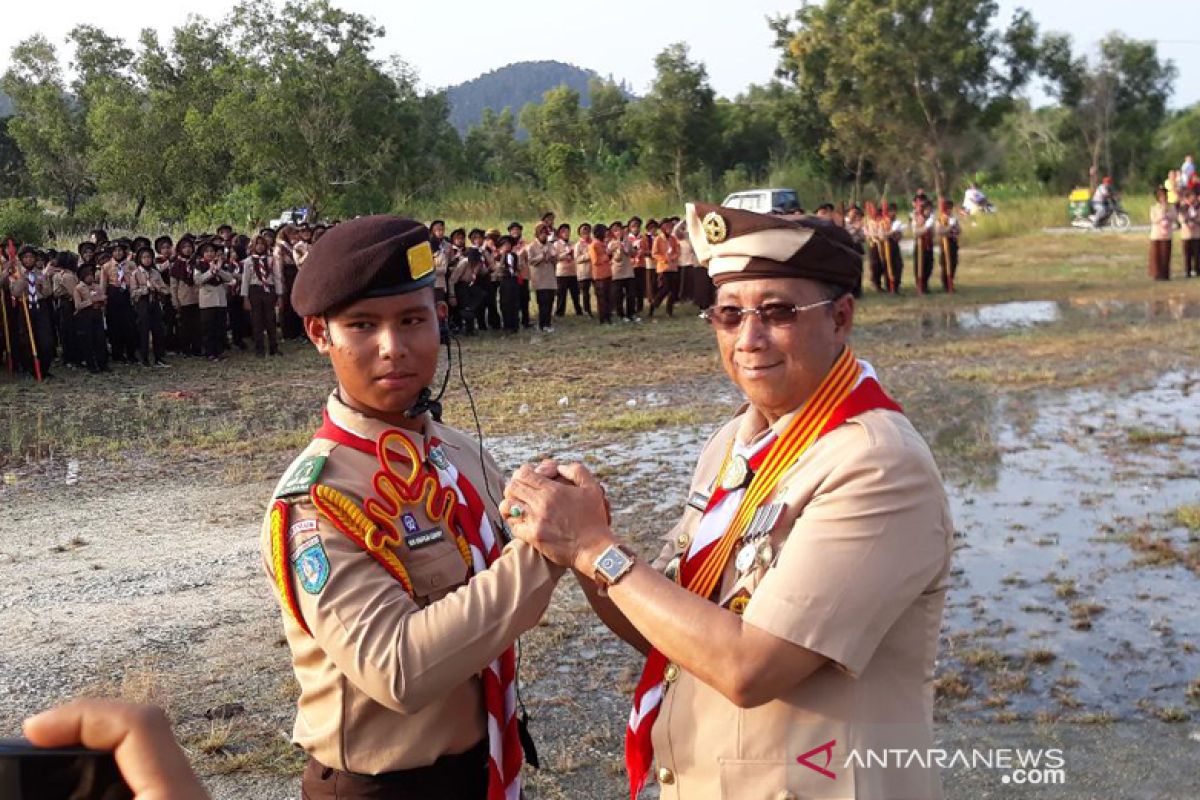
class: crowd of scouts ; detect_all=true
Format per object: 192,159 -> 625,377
0,197 -> 963,381
1148,158 -> 1200,280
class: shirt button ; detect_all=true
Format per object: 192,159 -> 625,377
657,767 -> 675,785
429,574 -> 441,588
776,793 -> 797,800
663,663 -> 680,684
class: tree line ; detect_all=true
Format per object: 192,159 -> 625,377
0,0 -> 1184,235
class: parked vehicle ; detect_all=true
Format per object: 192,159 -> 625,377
720,188 -> 802,214
269,207 -> 310,229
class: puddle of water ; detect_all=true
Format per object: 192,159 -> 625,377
956,301 -> 1061,330
943,370 -> 1200,718
920,297 -> 1200,332
1069,296 -> 1200,322
489,373 -> 1199,720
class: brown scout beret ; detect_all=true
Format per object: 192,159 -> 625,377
291,215 -> 435,317
685,202 -> 863,291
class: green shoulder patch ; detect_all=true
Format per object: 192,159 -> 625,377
275,455 -> 328,499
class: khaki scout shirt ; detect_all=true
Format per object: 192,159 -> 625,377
526,239 -> 557,291
650,405 -> 952,800
573,239 -> 593,280
259,393 -> 560,775
609,239 -> 634,280
552,239 -> 574,278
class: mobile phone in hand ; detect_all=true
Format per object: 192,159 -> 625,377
0,739 -> 132,799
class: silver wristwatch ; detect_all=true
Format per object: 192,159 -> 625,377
593,544 -> 636,594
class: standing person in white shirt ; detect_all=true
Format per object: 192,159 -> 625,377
573,223 -> 594,317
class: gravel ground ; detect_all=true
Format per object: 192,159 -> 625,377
1,370 -> 1198,799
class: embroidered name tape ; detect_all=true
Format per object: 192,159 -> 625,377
405,528 -> 445,550
289,518 -> 318,538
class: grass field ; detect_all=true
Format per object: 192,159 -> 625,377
3,227 -> 1200,798
4,227 -> 1196,483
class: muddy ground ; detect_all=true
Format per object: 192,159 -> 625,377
1,232 -> 1198,798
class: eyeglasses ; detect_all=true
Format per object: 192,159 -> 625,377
699,299 -> 834,329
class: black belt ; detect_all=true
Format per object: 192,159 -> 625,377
302,739 -> 488,800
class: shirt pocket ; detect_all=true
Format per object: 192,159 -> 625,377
404,545 -> 469,604
718,757 -> 856,799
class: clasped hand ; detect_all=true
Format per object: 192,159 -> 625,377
500,460 -> 615,574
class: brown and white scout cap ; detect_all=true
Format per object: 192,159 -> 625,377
685,202 -> 863,291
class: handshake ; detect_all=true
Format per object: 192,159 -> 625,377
500,460 -> 618,577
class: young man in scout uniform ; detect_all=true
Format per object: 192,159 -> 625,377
261,215 -> 561,800
129,246 -> 170,367
935,199 -> 961,293
241,234 -> 283,356
503,204 -> 953,800
193,239 -> 236,361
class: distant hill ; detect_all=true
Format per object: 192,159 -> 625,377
0,90 -> 12,117
445,60 -> 631,135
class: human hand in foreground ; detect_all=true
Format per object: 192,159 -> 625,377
501,461 -> 615,574
23,698 -> 210,800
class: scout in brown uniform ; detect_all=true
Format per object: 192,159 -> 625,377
552,223 -> 581,318
72,263 -> 109,373
52,251 -> 81,367
504,204 -> 952,800
527,223 -> 557,332
130,246 -> 170,367
100,240 -> 139,363
240,234 -> 283,356
262,215 -> 561,800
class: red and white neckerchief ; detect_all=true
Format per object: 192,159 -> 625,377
252,255 -> 273,289
624,352 -> 903,799
314,411 -> 524,800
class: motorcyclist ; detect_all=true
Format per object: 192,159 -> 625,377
1092,177 -> 1116,228
962,183 -> 989,215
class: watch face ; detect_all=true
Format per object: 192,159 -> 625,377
598,548 -> 629,579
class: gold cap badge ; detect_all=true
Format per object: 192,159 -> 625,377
702,211 -> 728,244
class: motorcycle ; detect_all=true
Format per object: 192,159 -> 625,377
1071,201 -> 1131,231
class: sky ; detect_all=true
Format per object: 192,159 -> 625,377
0,0 -> 1196,107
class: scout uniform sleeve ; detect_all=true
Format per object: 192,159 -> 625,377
282,498 -> 559,715
741,420 -> 950,678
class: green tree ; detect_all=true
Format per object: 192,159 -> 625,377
463,107 -> 534,185
521,85 -> 591,206
0,117 -> 29,197
220,0 -> 406,219
774,1 -> 1041,197
626,43 -> 717,201
1,35 -> 92,213
133,24 -> 239,219
1041,31 -> 1175,187
586,77 -> 631,163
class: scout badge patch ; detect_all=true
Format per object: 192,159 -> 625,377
276,455 -> 327,498
292,536 -> 330,595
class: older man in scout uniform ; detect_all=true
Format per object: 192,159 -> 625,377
260,215 -> 561,800
502,203 -> 953,800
